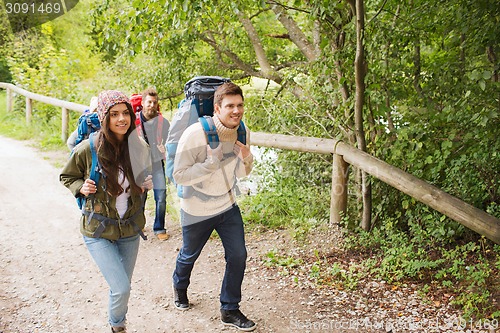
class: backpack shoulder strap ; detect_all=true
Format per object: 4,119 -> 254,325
135,112 -> 144,138
88,132 -> 101,185
199,116 -> 219,149
156,114 -> 164,144
79,132 -> 101,213
237,120 -> 246,145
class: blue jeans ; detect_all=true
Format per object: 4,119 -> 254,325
150,164 -> 167,234
83,235 -> 140,328
172,205 -> 247,310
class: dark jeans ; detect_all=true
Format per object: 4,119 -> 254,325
149,165 -> 166,234
172,205 -> 247,310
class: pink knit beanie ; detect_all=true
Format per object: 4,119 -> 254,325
97,90 -> 131,122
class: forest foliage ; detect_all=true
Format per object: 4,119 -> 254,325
0,0 -> 499,319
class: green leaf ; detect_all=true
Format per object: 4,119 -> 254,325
402,200 -> 409,209
482,70 -> 492,80
441,140 -> 452,150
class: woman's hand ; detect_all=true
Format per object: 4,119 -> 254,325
80,178 -> 97,196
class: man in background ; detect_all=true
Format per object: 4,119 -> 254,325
136,88 -> 170,240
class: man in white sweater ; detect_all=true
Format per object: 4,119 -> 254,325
172,82 -> 256,331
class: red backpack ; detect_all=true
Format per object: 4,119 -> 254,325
130,93 -> 143,114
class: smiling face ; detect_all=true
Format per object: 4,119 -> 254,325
108,103 -> 131,140
141,95 -> 159,120
214,94 -> 244,129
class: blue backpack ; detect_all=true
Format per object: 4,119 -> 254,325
165,76 -> 246,198
75,110 -> 101,147
76,132 -> 101,209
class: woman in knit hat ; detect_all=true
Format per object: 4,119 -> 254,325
60,90 -> 153,333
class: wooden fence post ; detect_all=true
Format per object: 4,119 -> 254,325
25,97 -> 32,123
6,88 -> 13,112
61,107 -> 69,142
330,153 -> 349,225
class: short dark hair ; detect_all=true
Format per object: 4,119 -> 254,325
214,82 -> 244,107
142,87 -> 158,100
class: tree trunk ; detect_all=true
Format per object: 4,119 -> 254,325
354,0 -> 371,231
487,46 -> 499,82
271,4 -> 317,62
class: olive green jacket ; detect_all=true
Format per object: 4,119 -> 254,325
60,136 -> 151,241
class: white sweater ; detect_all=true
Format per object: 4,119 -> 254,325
173,115 -> 253,216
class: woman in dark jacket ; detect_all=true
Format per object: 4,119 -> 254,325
60,90 -> 152,333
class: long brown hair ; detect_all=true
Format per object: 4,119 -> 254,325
97,103 -> 143,196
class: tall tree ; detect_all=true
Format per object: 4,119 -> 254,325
352,0 -> 371,230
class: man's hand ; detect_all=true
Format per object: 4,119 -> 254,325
141,175 -> 153,192
234,141 -> 251,160
157,139 -> 166,155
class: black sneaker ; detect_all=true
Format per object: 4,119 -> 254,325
220,309 -> 256,331
173,287 -> 189,310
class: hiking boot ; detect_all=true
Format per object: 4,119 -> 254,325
156,233 -> 170,241
173,287 -> 189,310
111,326 -> 126,333
220,309 -> 256,331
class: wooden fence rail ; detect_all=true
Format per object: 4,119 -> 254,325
0,82 -> 87,142
2,82 -> 500,244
